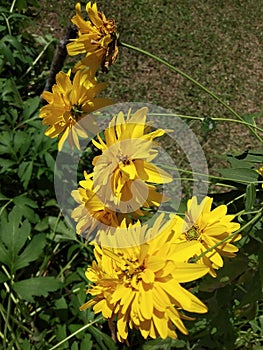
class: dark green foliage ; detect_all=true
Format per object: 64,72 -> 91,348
0,0 -> 263,349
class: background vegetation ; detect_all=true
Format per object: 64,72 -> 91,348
0,0 -> 262,349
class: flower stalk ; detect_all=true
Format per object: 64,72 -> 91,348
120,41 -> 263,143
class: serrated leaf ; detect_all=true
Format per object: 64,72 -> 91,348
0,243 -> 10,266
13,195 -> 38,223
0,206 -> 31,273
1,206 -> 26,251
13,195 -> 38,208
21,161 -> 33,188
13,277 -> 62,302
15,234 -> 46,270
18,161 -> 34,189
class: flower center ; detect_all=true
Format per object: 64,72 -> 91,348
71,104 -> 84,121
185,226 -> 200,241
120,155 -> 130,166
119,258 -> 145,287
117,150 -> 131,166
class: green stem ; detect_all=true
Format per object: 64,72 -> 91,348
120,42 -> 263,143
49,317 -> 103,350
0,199 -> 13,217
193,208 -> 263,263
10,0 -> 17,13
2,13 -> 11,36
149,113 -> 263,134
172,176 -> 237,189
38,211 -> 62,276
21,39 -> 56,78
3,294 -> 10,350
57,252 -> 79,279
0,303 -> 32,335
14,115 -> 40,130
157,164 -> 258,185
0,304 -> 20,350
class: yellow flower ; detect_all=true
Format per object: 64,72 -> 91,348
67,2 -> 118,72
80,215 -> 209,341
171,196 -> 241,277
40,68 -> 112,151
91,107 -> 173,214
71,171 -> 121,239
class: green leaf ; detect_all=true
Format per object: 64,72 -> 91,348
200,117 -> 216,133
89,326 -> 118,350
13,195 -> 38,208
3,35 -> 22,51
243,111 -> 263,127
0,131 -> 12,154
13,130 -> 35,159
199,256 -> 248,292
34,217 -> 49,232
18,161 -> 33,188
48,217 -> 76,242
245,183 -> 256,210
55,324 -> 67,346
0,159 -> 16,173
0,41 -> 15,65
239,271 -> 262,307
44,152 -> 55,169
13,276 -> 62,302
258,243 -> 263,293
80,334 -> 93,350
217,167 -> 258,184
71,342 -> 78,350
0,206 -> 30,270
23,96 -> 40,119
2,78 -> 23,107
0,192 -> 8,200
143,338 -> 174,350
15,234 -> 46,270
13,195 -> 38,223
0,271 -> 9,284
0,243 -> 10,267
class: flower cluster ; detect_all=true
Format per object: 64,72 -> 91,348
79,196 -> 241,341
80,216 -> 209,341
39,1 -> 242,344
71,106 -> 172,240
39,1 -> 118,150
40,68 -> 112,150
67,2 -> 118,72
